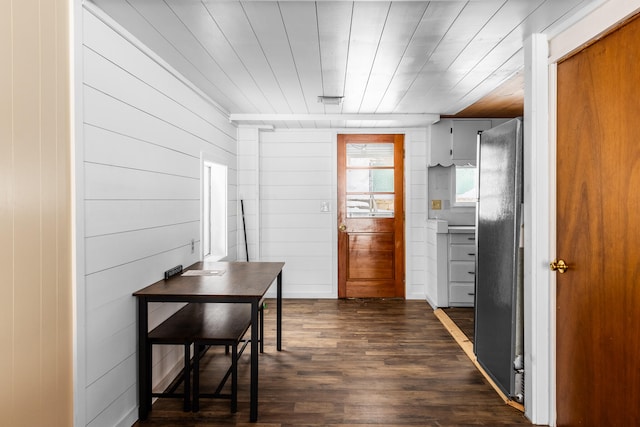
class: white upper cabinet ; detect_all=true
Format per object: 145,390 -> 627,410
429,119 -> 493,166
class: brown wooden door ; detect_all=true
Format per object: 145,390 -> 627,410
556,15 -> 640,426
337,134 -> 405,298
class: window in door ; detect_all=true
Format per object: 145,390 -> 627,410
202,161 -> 227,260
346,143 -> 395,218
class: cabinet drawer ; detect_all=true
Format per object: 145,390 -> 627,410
449,244 -> 475,261
449,261 -> 475,282
449,283 -> 475,306
450,233 -> 476,244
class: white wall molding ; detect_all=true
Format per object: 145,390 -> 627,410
523,33 -> 552,426
230,113 -> 439,126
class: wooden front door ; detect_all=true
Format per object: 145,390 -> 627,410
337,134 -> 405,298
555,15 -> 640,426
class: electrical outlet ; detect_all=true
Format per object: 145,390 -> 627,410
431,199 -> 442,210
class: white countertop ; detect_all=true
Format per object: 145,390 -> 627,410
427,219 -> 475,234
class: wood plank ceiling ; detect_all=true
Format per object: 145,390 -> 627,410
88,0 -> 599,128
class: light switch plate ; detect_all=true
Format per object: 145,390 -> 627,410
431,199 -> 442,210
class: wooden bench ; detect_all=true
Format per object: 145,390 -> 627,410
147,302 -> 253,413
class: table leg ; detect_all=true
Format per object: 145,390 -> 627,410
137,298 -> 150,420
250,300 -> 259,422
277,271 -> 282,351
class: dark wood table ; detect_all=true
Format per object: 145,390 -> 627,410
133,261 -> 284,422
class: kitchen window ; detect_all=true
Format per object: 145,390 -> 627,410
453,165 -> 477,206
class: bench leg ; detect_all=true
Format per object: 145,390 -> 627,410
193,344 -> 200,412
231,343 -> 238,413
183,343 -> 191,412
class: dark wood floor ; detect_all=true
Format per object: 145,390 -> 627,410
135,299 -> 530,426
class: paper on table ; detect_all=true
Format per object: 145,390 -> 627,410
181,269 -> 226,276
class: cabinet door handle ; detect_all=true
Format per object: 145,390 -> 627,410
467,237 -> 475,241
468,292 -> 475,296
468,271 -> 475,275
468,253 -> 475,256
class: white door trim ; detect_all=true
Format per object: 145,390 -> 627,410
523,33 -> 553,426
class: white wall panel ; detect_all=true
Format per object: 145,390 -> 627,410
261,228 -> 331,243
85,246 -> 195,311
258,130 -> 335,298
85,222 -> 199,274
87,321 -> 136,386
80,6 -> 237,425
260,199 -> 332,215
237,127 -> 260,263
84,163 -> 199,200
260,129 -> 334,144
86,385 -> 137,427
261,242 -> 331,257
260,156 -> 332,172
260,171 -> 331,187
406,129 -> 428,300
261,141 -> 332,156
238,170 -> 258,188
261,185 -> 332,200
85,354 -> 137,424
261,213 -> 332,229
84,87 -> 206,156
85,200 -> 199,237
84,125 -> 199,179
84,48 -> 232,147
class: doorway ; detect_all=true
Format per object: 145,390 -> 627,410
202,160 -> 227,261
555,14 -> 640,426
337,134 -> 405,298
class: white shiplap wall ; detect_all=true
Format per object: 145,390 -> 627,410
405,129 -> 429,300
241,128 -> 428,299
260,130 -> 336,298
80,7 -> 237,427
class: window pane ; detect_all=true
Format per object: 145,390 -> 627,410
347,143 -> 393,167
347,194 -> 394,218
371,169 -> 394,192
347,169 -> 394,193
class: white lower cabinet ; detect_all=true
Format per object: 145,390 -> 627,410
448,233 -> 476,307
426,220 -> 476,308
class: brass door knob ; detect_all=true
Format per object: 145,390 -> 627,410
339,224 -> 347,232
550,259 -> 569,273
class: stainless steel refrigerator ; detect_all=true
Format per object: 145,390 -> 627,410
474,118 -> 524,402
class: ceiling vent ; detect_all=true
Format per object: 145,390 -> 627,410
317,96 -> 344,105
